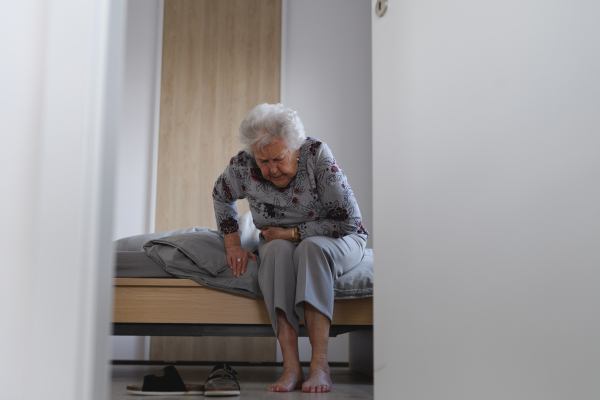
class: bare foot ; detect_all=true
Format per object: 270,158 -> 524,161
267,364 -> 305,392
302,360 -> 332,393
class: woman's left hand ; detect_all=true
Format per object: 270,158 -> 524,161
260,226 -> 294,242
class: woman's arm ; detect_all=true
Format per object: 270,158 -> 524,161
213,156 -> 255,277
213,164 -> 244,235
259,226 -> 299,243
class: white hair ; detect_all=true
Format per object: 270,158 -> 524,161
237,103 -> 306,156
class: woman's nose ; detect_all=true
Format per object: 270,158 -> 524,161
269,164 -> 278,174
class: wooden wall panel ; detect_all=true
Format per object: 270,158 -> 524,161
156,0 -> 281,231
152,0 -> 281,362
150,336 -> 277,363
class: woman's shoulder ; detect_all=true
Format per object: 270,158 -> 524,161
301,137 -> 331,158
228,150 -> 254,168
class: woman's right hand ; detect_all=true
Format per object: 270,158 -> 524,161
225,245 -> 257,277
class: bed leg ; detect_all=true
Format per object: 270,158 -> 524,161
348,327 -> 373,377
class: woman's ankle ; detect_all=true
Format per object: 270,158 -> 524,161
283,361 -> 302,370
309,355 -> 329,367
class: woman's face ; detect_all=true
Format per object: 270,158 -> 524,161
253,137 -> 300,188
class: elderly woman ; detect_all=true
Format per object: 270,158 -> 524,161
212,103 -> 369,393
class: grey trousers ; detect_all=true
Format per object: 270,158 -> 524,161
257,234 -> 366,335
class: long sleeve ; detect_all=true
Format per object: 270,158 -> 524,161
212,155 -> 247,235
297,142 -> 368,240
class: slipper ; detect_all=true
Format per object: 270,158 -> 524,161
204,363 -> 241,397
126,365 -> 204,396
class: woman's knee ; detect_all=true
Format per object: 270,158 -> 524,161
259,240 -> 297,281
294,237 -> 326,258
293,238 -> 333,274
260,239 -> 296,260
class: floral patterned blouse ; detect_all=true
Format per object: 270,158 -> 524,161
212,137 -> 369,242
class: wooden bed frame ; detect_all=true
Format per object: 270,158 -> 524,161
113,278 -> 373,336
112,278 -> 374,376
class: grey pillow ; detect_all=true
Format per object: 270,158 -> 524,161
143,230 -> 228,276
239,211 -> 260,253
333,249 -> 373,299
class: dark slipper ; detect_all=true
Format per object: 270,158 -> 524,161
126,365 -> 203,396
204,363 -> 241,396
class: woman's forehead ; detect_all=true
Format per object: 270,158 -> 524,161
254,138 -> 289,160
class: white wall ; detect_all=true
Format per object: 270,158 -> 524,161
1,2 -> 49,396
282,0 -> 373,247
111,0 -> 163,361
1,1 -> 125,399
373,1 -> 600,399
113,0 -> 162,240
279,0 -> 372,363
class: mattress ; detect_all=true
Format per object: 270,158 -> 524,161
114,249 -> 374,299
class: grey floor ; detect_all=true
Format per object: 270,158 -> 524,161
112,365 -> 373,399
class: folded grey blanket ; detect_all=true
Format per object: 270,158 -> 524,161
114,226 -> 211,252
144,230 -> 263,298
140,230 -> 373,299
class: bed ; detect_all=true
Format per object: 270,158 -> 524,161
111,222 -> 374,375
